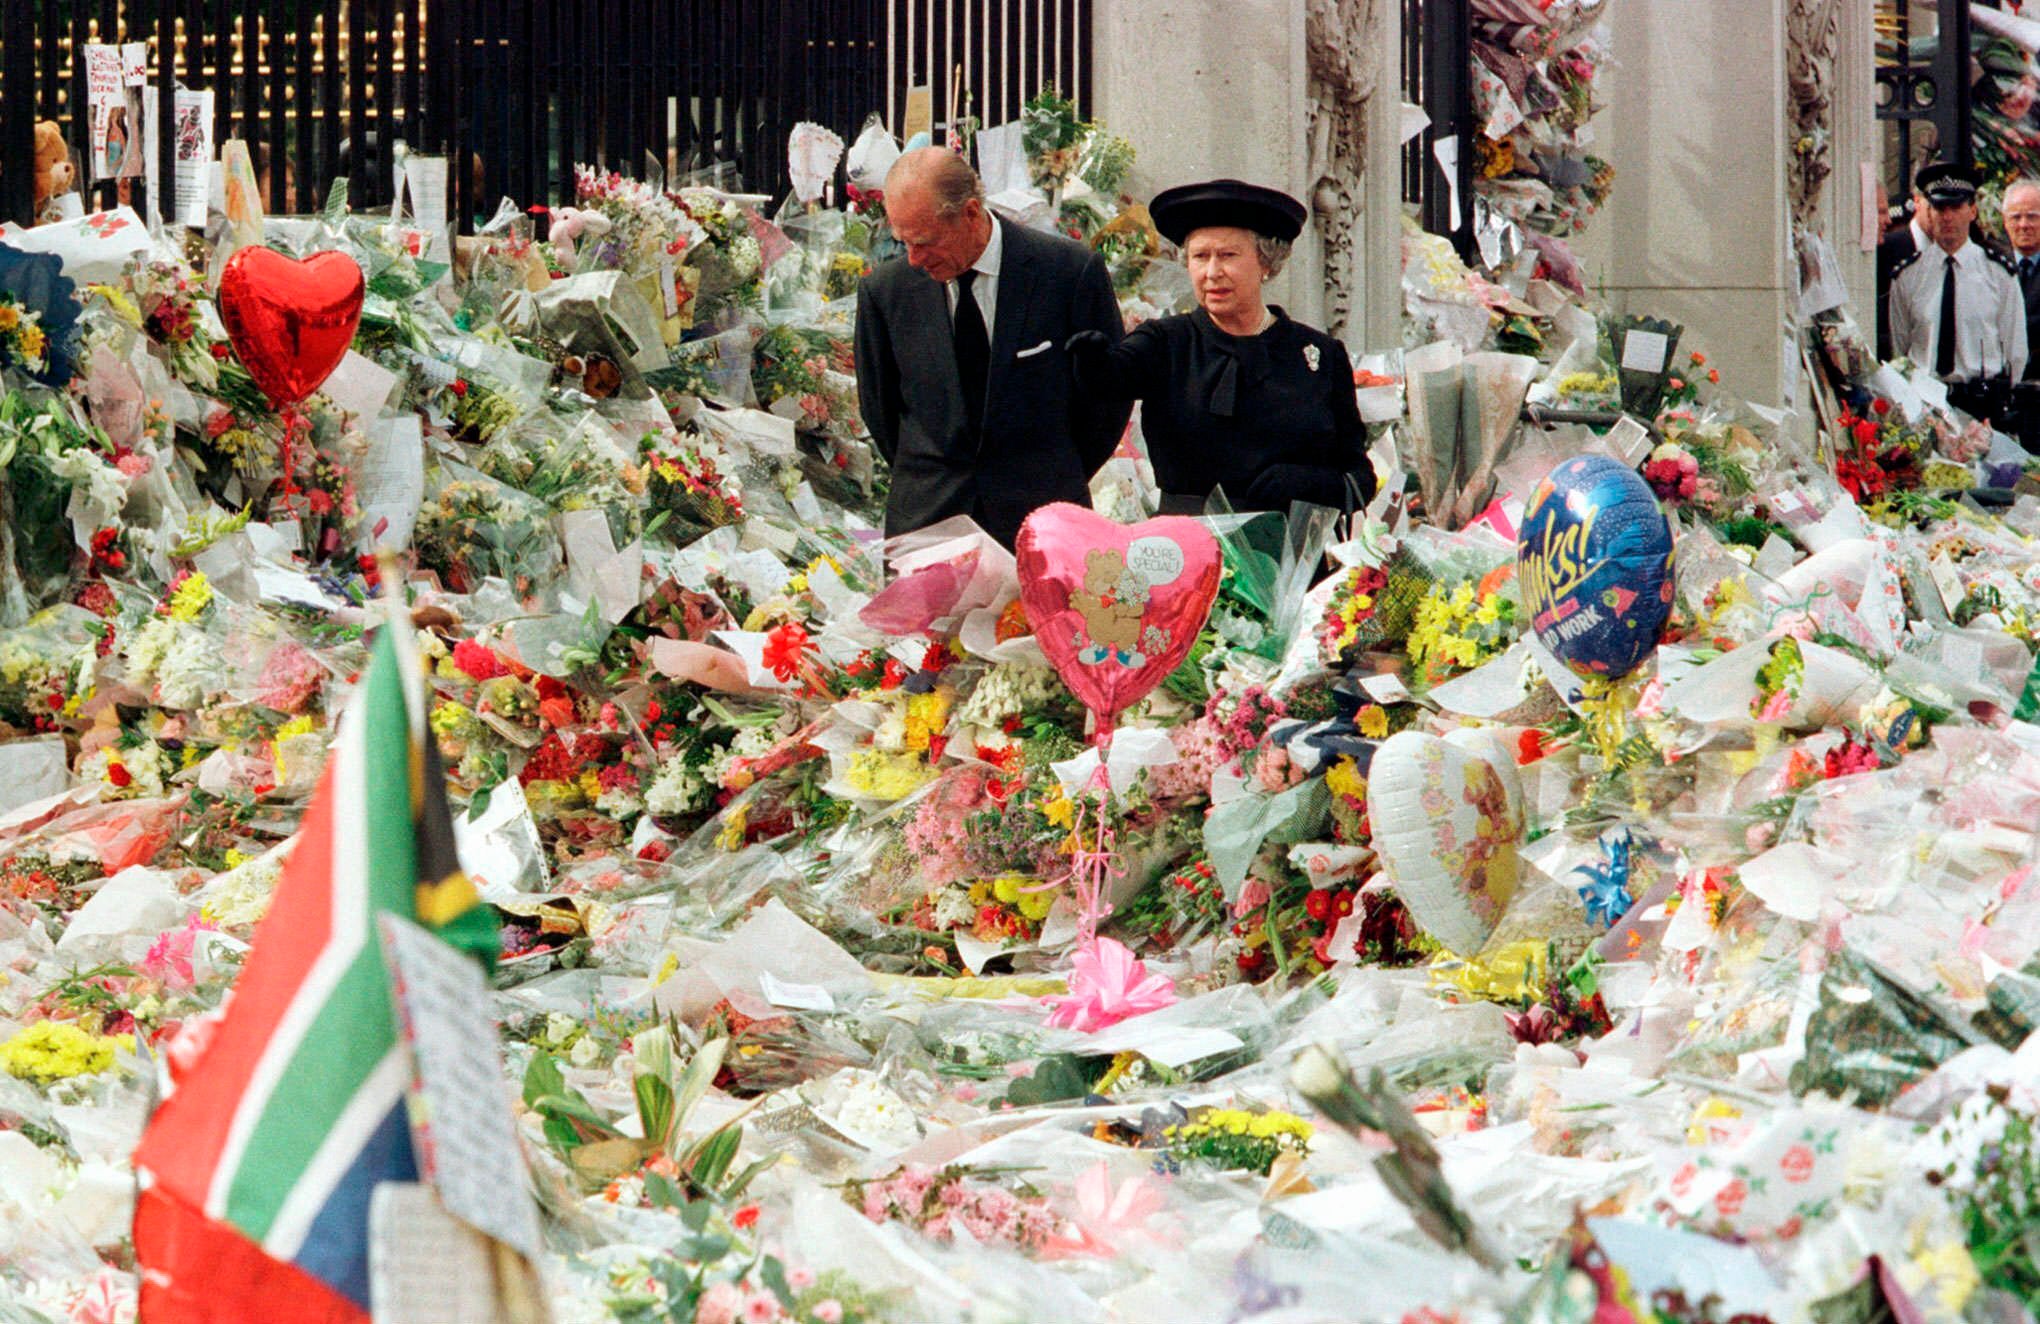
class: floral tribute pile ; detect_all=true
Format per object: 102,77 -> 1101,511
1,88 -> 2040,1324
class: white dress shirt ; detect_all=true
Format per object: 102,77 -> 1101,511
1890,240 -> 2029,382
945,216 -> 1003,338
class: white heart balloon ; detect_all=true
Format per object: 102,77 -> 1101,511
1366,730 -> 1523,957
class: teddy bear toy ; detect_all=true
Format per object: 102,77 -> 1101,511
33,121 -> 78,226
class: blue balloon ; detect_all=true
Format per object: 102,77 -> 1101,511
1515,454 -> 1675,680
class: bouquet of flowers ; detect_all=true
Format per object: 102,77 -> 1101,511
1406,570 -> 1523,687
641,427 -> 746,545
678,189 -> 769,324
413,460 -> 564,598
844,1164 -> 1060,1253
0,293 -> 53,379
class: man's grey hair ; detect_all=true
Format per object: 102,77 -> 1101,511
2007,178 -> 2040,209
886,147 -> 985,218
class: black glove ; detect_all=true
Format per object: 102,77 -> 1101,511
1243,463 -> 1350,512
1064,329 -> 1112,390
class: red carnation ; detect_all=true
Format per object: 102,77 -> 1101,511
762,623 -> 813,683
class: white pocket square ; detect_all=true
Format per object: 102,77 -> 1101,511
1015,339 -> 1053,359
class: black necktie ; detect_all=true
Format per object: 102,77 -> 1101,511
2023,257 -> 2036,281
1936,254 -> 1958,378
953,269 -> 989,435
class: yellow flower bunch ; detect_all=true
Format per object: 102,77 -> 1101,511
983,873 -> 1053,922
1429,940 -> 1547,1002
843,750 -> 935,800
715,805 -> 749,851
270,713 -> 323,783
0,1021 -> 134,1086
1407,581 -> 1518,684
1325,756 -> 1368,805
902,690 -> 952,755
1166,1106 -> 1313,1174
429,699 -> 483,744
167,571 -> 214,623
1185,1108 -> 1315,1144
1556,370 -> 1618,399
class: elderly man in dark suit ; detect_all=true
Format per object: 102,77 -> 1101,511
2005,178 -> 2040,450
854,148 -> 1131,548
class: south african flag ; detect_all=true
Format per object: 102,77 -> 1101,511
133,618 -> 497,1322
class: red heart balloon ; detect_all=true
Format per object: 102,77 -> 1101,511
1015,503 -> 1222,731
217,247 -> 365,409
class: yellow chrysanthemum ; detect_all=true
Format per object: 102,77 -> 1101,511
0,1021 -> 133,1085
167,572 -> 214,623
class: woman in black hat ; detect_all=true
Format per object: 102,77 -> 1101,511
1067,179 -> 1375,516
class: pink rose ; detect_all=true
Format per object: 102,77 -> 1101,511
1779,1143 -> 1815,1183
698,1282 -> 742,1324
813,1303 -> 844,1324
1713,1177 -> 1748,1218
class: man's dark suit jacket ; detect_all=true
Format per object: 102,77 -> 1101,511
2016,252 -> 2040,381
854,216 -> 1132,548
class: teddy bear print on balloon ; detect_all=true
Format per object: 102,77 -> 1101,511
1070,548 -> 1160,669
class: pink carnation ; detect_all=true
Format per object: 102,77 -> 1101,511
142,914 -> 220,991
255,642 -> 326,714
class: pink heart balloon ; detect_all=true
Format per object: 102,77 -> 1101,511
1015,504 -> 1222,731
217,247 -> 365,410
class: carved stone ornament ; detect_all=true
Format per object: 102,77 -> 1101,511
1306,0 -> 1386,339
1785,0 -> 1840,230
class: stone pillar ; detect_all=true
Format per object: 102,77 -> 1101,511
1090,0 -> 1320,324
1566,0 -> 1795,406
1826,2 -> 1879,324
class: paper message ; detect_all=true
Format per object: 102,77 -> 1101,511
1359,672 -> 1413,705
368,1183 -> 516,1324
404,154 -> 451,233
1619,330 -> 1669,374
760,971 -> 836,1011
379,915 -> 543,1259
86,44 -> 148,183
904,87 -> 934,143
0,739 -> 71,819
973,121 -> 1030,196
1607,413 -> 1653,465
171,88 -> 214,230
322,350 -> 400,422
356,416 -> 425,552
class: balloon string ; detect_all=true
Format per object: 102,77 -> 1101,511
276,403 -> 308,512
1060,786 -> 1126,945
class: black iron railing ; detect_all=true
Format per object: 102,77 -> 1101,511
2,1 -> 1089,231
1402,0 -> 1474,259
1875,0 -> 1972,197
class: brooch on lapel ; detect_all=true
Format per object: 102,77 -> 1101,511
1303,345 -> 1321,373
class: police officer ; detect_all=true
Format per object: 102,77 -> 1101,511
1890,162 -> 2028,430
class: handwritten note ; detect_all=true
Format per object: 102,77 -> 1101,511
369,1182 -> 515,1324
379,915 -> 542,1260
356,416 -> 425,552
1620,330 -> 1669,374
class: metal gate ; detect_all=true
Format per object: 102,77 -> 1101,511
1403,0 -> 1474,258
1875,0 -> 1972,198
2,1 -> 1091,230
